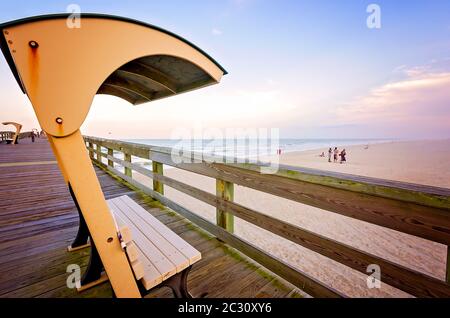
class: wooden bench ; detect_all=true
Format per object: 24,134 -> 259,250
72,195 -> 201,297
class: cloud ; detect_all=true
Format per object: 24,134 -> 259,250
211,28 -> 223,36
336,65 -> 450,137
392,65 -> 407,73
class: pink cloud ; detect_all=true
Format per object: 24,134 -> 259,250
336,67 -> 450,137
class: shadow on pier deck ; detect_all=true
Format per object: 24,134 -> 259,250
0,139 -> 299,298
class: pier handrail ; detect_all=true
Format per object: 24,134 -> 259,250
0,131 -> 14,142
84,135 -> 450,298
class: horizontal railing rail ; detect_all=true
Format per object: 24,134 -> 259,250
84,135 -> 450,298
0,131 -> 14,141
18,131 -> 34,139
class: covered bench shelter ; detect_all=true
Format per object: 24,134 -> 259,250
2,121 -> 22,144
0,13 -> 227,298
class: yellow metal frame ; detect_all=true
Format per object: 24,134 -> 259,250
1,15 -> 225,298
2,121 -> 22,144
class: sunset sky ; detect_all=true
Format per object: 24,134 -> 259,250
0,0 -> 449,139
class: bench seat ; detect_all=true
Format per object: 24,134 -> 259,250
107,195 -> 201,291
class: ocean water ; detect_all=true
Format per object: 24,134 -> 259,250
122,138 -> 391,159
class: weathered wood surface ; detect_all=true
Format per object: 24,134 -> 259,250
0,138 -> 54,163
216,179 -> 234,233
0,140 -> 298,298
152,161 -> 164,195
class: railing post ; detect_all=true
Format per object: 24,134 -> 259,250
88,142 -> 94,159
124,153 -> 132,178
95,144 -> 102,162
152,161 -> 164,195
107,148 -> 114,168
216,179 -> 234,233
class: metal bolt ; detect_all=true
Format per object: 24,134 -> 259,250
55,117 -> 63,124
29,41 -> 39,48
107,237 -> 113,243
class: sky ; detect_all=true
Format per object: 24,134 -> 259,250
0,0 -> 449,139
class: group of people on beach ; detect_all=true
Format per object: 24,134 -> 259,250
320,147 -> 347,163
330,147 -> 346,163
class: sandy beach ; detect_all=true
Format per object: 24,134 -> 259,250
133,139 -> 450,297
276,139 -> 450,189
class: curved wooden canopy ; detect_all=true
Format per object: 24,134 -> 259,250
2,121 -> 22,129
98,54 -> 221,105
0,13 -> 227,136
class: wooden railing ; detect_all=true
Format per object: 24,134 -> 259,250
84,136 -> 450,298
18,131 -> 34,139
0,131 -> 37,141
0,131 -> 14,142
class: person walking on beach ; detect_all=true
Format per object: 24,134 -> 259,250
333,147 -> 339,163
339,149 -> 347,164
328,148 -> 332,162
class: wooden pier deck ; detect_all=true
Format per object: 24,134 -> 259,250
0,139 -> 299,298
